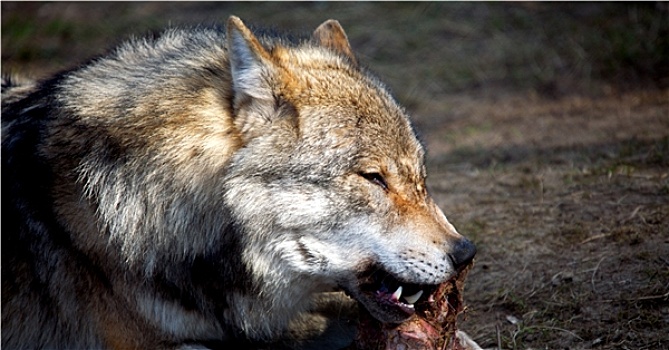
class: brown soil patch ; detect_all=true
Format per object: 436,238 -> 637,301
422,89 -> 668,349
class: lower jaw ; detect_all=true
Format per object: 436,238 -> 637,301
355,294 -> 416,324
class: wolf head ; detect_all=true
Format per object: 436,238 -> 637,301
223,17 -> 476,325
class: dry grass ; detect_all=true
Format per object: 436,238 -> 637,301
3,2 -> 668,349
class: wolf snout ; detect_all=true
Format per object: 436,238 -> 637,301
448,237 -> 477,271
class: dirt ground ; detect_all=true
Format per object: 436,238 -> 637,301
426,90 -> 668,349
3,3 -> 668,349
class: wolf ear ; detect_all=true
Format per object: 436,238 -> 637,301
312,19 -> 357,65
227,16 -> 275,102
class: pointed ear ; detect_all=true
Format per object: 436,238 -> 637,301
312,19 -> 357,65
227,16 -> 275,101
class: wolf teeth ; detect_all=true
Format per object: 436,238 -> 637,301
389,286 -> 424,305
391,286 -> 403,301
403,290 -> 423,304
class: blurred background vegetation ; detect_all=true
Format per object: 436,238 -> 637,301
3,2 -> 668,100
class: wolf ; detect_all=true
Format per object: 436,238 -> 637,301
2,16 -> 478,349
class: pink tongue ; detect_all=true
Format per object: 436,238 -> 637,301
376,287 -> 401,304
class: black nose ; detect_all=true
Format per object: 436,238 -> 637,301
449,237 -> 477,270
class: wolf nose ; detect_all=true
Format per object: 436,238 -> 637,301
449,237 -> 477,271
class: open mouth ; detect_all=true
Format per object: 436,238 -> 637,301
347,267 -> 442,323
351,265 -> 472,350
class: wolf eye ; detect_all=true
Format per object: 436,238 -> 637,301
360,172 -> 388,190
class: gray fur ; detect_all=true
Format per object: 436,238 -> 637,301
2,17 -> 476,348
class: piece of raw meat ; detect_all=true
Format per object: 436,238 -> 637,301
352,264 -> 474,350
